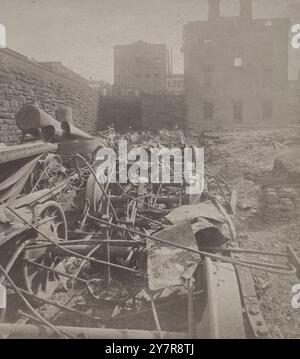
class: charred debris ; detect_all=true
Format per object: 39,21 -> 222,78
0,104 -> 299,339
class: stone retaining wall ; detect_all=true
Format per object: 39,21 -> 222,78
96,94 -> 185,132
261,185 -> 300,223
0,48 -> 99,144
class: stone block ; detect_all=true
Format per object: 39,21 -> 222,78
263,192 -> 279,204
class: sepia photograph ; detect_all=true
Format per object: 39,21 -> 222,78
0,0 -> 300,344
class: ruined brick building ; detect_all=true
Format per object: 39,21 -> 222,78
184,0 -> 289,133
113,41 -> 169,96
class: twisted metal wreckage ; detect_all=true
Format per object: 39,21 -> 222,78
0,104 -> 299,339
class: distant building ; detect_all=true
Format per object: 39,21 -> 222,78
183,0 -> 289,132
113,41 -> 169,96
38,61 -> 89,85
167,74 -> 185,95
89,79 -> 112,96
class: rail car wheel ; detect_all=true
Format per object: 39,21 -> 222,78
22,201 -> 67,300
195,257 -> 246,339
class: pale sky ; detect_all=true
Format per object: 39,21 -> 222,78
0,0 -> 300,83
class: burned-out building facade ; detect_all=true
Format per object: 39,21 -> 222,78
183,0 -> 289,133
288,70 -> 300,124
113,40 -> 169,96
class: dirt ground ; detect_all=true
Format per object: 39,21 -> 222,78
240,219 -> 300,339
208,126 -> 300,339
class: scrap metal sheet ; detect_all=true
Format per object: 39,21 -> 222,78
147,221 -> 200,291
166,200 -> 226,224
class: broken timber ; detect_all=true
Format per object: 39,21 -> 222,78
0,142 -> 57,164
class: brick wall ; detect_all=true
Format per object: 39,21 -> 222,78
0,48 -> 99,144
141,94 -> 185,131
97,94 -> 185,132
97,95 -> 142,132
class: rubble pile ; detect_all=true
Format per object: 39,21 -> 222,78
0,106 -> 300,339
260,148 -> 300,223
262,186 -> 299,223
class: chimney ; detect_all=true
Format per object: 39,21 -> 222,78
208,0 -> 220,22
240,0 -> 253,21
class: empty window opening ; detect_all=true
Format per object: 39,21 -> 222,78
234,57 -> 243,67
233,101 -> 243,124
262,101 -> 273,119
202,40 -> 214,57
203,101 -> 214,122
